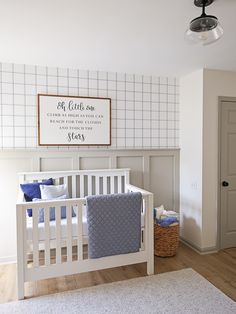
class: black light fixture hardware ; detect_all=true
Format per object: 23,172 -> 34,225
185,0 -> 223,45
194,0 -> 213,7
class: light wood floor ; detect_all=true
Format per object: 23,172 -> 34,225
0,242 -> 235,304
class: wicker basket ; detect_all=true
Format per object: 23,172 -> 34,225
154,223 -> 179,257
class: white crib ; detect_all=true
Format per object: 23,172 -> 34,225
16,168 -> 154,300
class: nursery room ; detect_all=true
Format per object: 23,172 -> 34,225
0,0 -> 235,313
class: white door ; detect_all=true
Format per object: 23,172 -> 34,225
220,100 -> 236,249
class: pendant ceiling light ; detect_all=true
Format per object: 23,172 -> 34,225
185,0 -> 223,46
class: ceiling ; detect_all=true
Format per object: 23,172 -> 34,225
0,0 -> 235,77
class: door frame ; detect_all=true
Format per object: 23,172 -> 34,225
218,96 -> 236,249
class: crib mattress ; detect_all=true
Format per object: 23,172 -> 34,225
26,211 -> 88,242
26,211 -> 145,242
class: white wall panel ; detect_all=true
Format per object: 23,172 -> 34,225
0,149 -> 179,263
150,156 -> 175,210
40,157 -> 74,171
79,157 -> 110,170
117,156 -> 143,188
0,157 -> 33,262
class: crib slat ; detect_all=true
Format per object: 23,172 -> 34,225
55,205 -> 61,264
23,208 -> 27,270
118,175 -> 122,193
66,205 -> 72,262
55,178 -> 60,186
16,205 -> 26,300
141,229 -> 144,250
32,206 -> 39,268
77,203 -> 83,261
80,175 -> 84,198
88,175 -> 92,196
103,176 -> 107,194
44,206 -> 50,266
72,175 -> 76,198
64,176 -> 68,187
95,176 -> 100,195
110,176 -> 115,194
143,196 -> 148,251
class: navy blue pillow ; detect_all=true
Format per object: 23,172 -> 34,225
20,178 -> 53,217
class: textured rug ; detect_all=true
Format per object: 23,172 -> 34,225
0,268 -> 235,314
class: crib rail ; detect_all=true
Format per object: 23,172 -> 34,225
126,183 -> 154,274
126,183 -> 153,196
17,199 -> 85,262
18,168 -> 130,178
16,198 -> 85,299
18,168 -> 130,199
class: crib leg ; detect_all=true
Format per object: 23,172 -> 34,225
147,256 -> 154,275
16,205 -> 25,300
147,194 -> 154,276
17,259 -> 25,299
17,274 -> 25,300
147,227 -> 154,275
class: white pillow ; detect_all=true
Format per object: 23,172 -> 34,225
40,184 -> 69,200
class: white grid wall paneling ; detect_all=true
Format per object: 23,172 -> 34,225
0,63 -> 179,150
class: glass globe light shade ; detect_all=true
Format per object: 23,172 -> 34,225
185,15 -> 223,46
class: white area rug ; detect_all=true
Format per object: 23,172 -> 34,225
0,269 -> 235,314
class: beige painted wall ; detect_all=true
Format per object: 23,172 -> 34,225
180,68 -> 236,251
202,69 -> 236,248
179,70 -> 203,248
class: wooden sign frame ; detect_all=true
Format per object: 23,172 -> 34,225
38,94 -> 111,146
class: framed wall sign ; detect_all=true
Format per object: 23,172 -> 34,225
38,94 -> 111,146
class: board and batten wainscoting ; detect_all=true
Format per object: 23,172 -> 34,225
0,149 -> 179,264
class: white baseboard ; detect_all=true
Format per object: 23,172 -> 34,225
180,238 -> 218,255
0,255 -> 16,265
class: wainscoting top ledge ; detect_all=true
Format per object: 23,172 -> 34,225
0,148 -> 180,153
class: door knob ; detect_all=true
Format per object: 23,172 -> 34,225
222,181 -> 229,187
